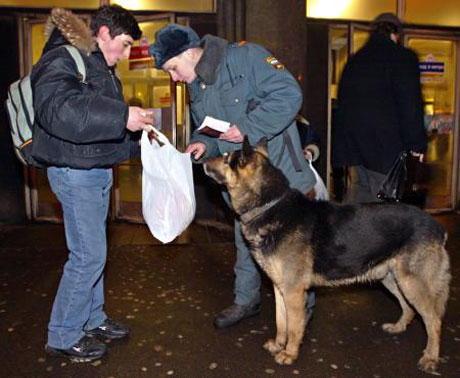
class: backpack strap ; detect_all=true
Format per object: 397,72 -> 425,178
63,45 -> 86,83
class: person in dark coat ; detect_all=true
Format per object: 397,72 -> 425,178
332,12 -> 427,203
31,6 -> 154,361
149,24 -> 316,329
296,114 -> 320,163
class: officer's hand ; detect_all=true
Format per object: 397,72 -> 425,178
303,148 -> 313,162
186,142 -> 207,160
127,106 -> 154,132
220,125 -> 243,143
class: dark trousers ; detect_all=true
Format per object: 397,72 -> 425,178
343,165 -> 386,204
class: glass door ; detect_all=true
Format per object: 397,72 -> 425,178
406,35 -> 459,210
329,25 -> 460,210
351,24 -> 370,54
113,14 -> 190,222
23,16 -> 73,221
329,24 -> 370,202
329,24 -> 349,201
21,13 -> 189,222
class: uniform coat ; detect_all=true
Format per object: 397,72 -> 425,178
189,35 -> 315,193
333,33 -> 427,174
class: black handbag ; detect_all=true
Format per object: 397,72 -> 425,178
377,151 -> 408,202
377,151 -> 427,208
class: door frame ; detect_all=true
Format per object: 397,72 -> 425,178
18,12 -> 190,222
327,23 -> 371,198
403,29 -> 460,211
112,13 -> 194,222
20,14 -> 65,221
328,23 -> 460,211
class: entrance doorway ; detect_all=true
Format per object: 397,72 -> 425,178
112,15 -> 190,222
20,13 -> 189,222
329,25 -> 459,211
406,35 -> 458,210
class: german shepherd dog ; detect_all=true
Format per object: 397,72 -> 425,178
203,137 -> 450,374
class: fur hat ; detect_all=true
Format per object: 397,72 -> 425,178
149,24 -> 200,68
371,12 -> 403,34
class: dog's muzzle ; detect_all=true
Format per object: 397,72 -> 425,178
203,157 -> 226,185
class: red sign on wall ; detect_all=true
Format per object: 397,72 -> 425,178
129,45 -> 150,60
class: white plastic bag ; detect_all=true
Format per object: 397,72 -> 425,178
141,128 -> 196,243
308,160 -> 329,201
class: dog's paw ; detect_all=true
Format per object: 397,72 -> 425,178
418,356 -> 440,376
274,350 -> 297,365
263,339 -> 283,355
381,322 -> 406,334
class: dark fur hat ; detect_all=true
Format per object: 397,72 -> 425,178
149,24 -> 200,68
371,12 -> 403,34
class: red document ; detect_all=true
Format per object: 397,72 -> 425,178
198,116 -> 230,138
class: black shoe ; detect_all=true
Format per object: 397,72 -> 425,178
86,318 -> 130,340
214,303 -> 261,329
45,335 -> 107,362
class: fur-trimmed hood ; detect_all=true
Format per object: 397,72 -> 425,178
44,8 -> 96,56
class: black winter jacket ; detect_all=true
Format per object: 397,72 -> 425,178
332,34 -> 427,174
31,11 -> 139,169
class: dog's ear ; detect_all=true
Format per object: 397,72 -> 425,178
239,135 -> 252,166
242,135 -> 252,157
254,137 -> 269,158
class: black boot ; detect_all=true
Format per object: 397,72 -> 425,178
214,303 -> 261,328
86,318 -> 130,339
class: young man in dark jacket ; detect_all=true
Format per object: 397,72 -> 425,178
150,24 -> 316,329
332,13 -> 427,203
32,6 -> 153,361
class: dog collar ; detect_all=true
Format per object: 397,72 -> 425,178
240,194 -> 285,224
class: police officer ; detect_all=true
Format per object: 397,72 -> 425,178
150,24 -> 316,328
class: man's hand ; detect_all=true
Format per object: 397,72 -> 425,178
220,125 -> 243,143
127,106 -> 155,132
186,142 -> 207,160
410,151 -> 424,163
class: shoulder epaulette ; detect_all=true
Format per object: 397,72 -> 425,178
229,40 -> 247,48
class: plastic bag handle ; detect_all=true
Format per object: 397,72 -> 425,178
143,126 -> 171,147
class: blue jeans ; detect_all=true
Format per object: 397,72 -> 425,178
46,166 -> 112,349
